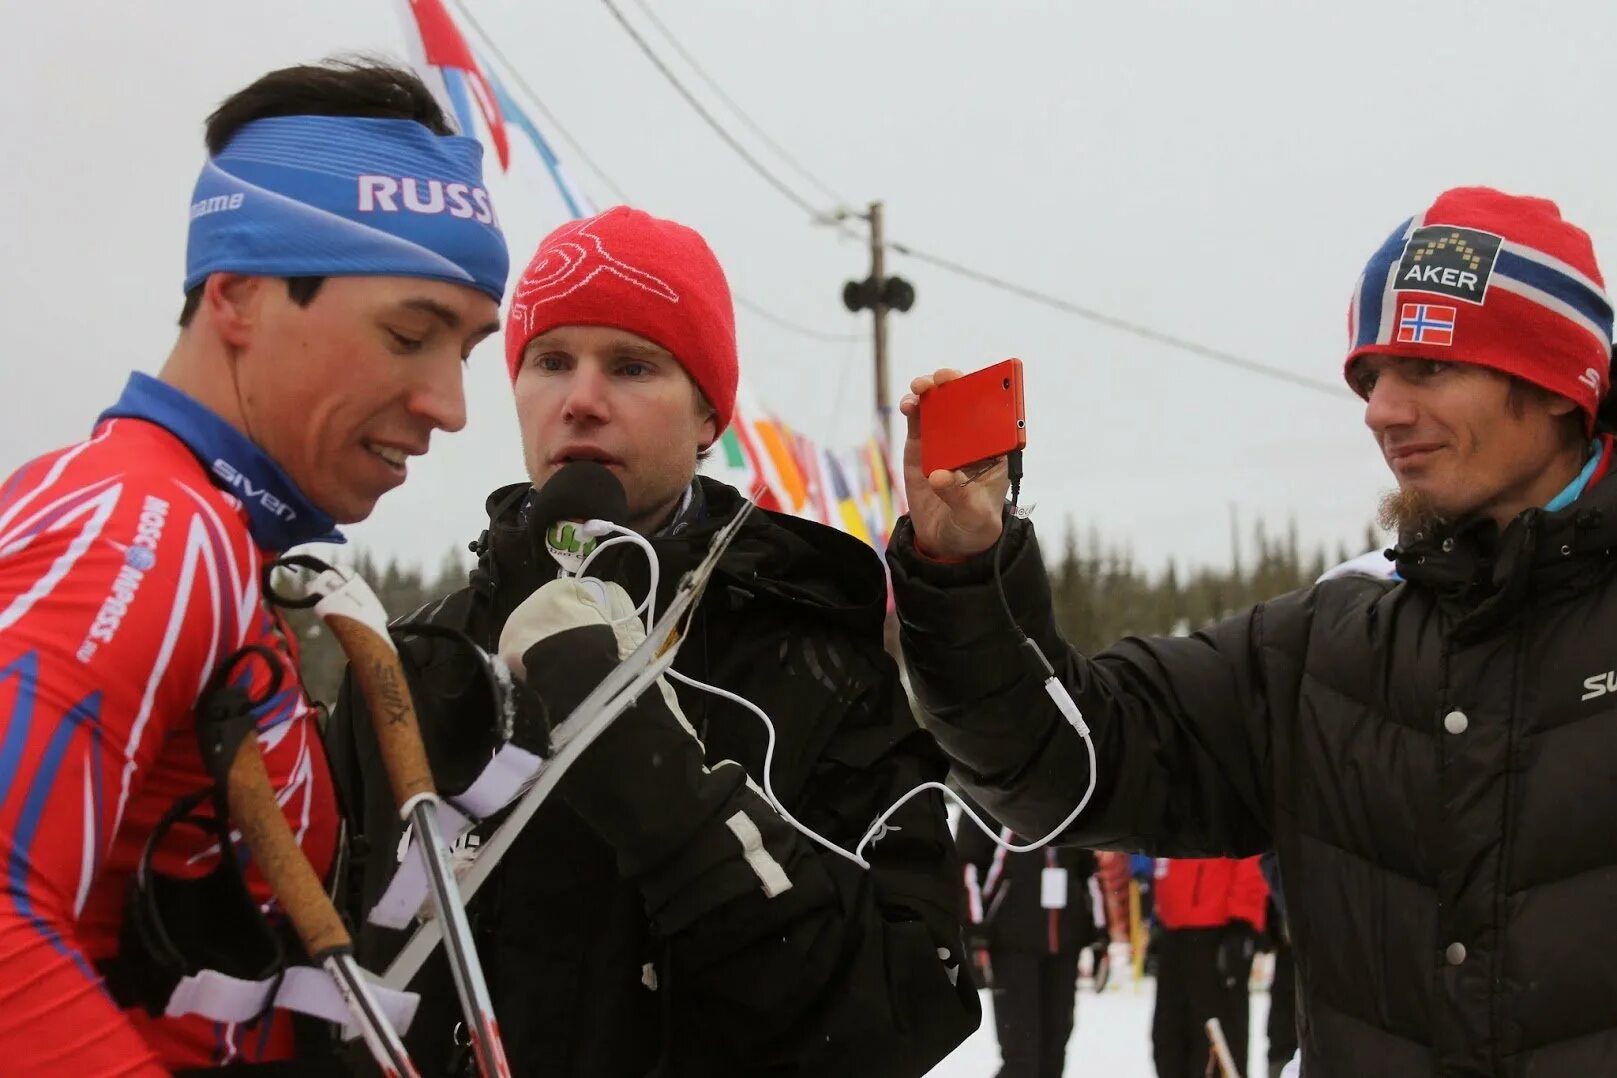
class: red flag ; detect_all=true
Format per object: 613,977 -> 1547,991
406,0 -> 511,168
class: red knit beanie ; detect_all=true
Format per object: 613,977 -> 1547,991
1345,186 -> 1613,427
505,206 -> 738,432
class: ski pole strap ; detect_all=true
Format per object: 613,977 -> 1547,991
368,737 -> 544,930
103,787 -> 286,1016
163,965 -> 419,1032
102,644 -> 296,1017
196,643 -> 284,791
105,643 -> 422,1037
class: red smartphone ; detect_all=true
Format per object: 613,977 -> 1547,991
918,358 -> 1027,475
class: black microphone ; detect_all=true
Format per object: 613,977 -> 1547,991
527,461 -> 630,575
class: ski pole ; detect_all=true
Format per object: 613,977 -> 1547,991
222,730 -> 419,1077
1204,1017 -> 1241,1077
273,557 -> 509,1078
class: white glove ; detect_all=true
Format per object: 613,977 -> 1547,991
496,576 -> 693,741
497,577 -> 645,676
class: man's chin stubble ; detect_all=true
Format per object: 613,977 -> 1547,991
1378,486 -> 1448,535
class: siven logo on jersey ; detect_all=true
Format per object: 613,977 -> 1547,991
211,459 -> 297,522
76,495 -> 170,662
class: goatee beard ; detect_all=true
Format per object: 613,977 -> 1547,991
1378,487 -> 1447,536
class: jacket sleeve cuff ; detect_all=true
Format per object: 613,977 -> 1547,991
634,776 -> 820,934
887,510 -> 1031,590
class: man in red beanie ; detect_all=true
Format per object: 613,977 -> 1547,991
886,187 -> 1617,1076
329,206 -> 980,1076
504,206 -> 741,531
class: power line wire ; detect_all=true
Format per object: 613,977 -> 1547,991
591,0 -> 1347,398
887,240 -> 1348,397
735,296 -> 862,342
451,0 -> 632,204
451,0 -> 855,346
597,0 -> 834,224
487,0 -> 1338,398
623,0 -> 849,207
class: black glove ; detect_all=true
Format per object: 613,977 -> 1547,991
392,623 -> 552,796
498,578 -> 726,873
1216,921 -> 1257,989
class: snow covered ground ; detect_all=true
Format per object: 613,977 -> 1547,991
928,977 -> 1273,1077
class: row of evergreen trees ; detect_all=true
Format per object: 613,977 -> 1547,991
1048,519 -> 1382,653
289,519 -> 1383,706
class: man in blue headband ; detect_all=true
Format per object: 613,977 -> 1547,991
0,59 -> 507,1074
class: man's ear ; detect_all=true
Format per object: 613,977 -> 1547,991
1548,392 -> 1580,419
202,273 -> 267,350
697,412 -> 718,455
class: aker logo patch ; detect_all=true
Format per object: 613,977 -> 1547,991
1396,225 -> 1502,305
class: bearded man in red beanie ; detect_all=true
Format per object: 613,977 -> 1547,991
328,206 -> 979,1076
887,187 -> 1617,1077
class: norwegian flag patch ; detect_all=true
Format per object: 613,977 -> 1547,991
1395,302 -> 1457,346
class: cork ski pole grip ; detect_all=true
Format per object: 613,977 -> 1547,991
324,612 -> 437,812
225,734 -> 352,958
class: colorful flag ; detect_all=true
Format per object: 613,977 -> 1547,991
396,0 -> 511,169
478,60 -> 595,218
821,449 -> 873,545
862,435 -> 900,547
793,432 -> 831,525
727,382 -> 810,516
702,426 -> 766,504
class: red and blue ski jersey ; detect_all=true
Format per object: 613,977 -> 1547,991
0,374 -> 342,1074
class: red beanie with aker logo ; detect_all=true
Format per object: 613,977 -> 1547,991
505,206 -> 739,431
1345,186 -> 1613,428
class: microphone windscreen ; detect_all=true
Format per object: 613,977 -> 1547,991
527,461 -> 630,556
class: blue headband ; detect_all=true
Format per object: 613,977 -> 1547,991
184,115 -> 509,303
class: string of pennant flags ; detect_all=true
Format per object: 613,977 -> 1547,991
396,0 -> 909,552
714,384 -> 907,549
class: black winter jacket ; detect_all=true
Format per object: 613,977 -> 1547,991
328,478 -> 978,1076
889,479 -> 1617,1078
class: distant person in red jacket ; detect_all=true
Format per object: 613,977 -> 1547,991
1150,856 -> 1269,1078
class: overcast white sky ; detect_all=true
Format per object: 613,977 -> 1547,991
4,0 -> 1614,575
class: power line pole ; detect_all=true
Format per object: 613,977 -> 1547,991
842,200 -> 914,450
870,201 -> 890,428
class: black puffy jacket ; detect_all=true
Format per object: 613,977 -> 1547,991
890,475 -> 1617,1078
328,478 -> 978,1076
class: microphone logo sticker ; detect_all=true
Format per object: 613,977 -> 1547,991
545,520 -> 600,576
